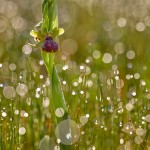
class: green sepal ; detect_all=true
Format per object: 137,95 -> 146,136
52,27 -> 65,37
30,30 -> 45,40
58,28 -> 65,35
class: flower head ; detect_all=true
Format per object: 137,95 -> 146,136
42,36 -> 59,52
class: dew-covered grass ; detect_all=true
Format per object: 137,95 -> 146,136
0,0 -> 150,150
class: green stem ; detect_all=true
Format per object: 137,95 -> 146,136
37,0 -> 71,149
41,0 -> 68,121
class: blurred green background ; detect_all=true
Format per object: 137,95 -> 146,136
0,0 -> 150,149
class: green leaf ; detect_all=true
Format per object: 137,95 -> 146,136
30,30 -> 45,40
51,27 -> 64,37
52,66 -> 67,111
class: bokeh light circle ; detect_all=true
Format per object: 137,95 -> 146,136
145,115 -> 150,122
126,103 -> 133,111
61,39 -> 78,55
102,53 -> 112,64
136,128 -> 145,136
55,108 -> 65,117
11,16 -> 26,31
116,79 -> 124,89
3,86 -> 16,99
0,1 -> 18,18
19,127 -> 26,135
92,50 -> 101,59
117,18 -> 127,27
80,116 -> 88,125
22,44 -> 32,55
54,146 -> 60,150
136,22 -> 146,32
145,16 -> 150,27
114,42 -> 125,54
134,136 -> 143,144
0,16 -> 8,33
9,63 -> 16,71
55,119 -> 80,145
126,50 -> 135,60
16,84 -> 28,96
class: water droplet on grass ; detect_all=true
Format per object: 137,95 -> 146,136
2,112 -> 7,117
120,139 -> 124,144
80,116 -> 88,125
43,97 -> 50,107
62,81 -> 67,85
19,127 -> 26,135
14,110 -> 19,115
123,123 -> 134,134
54,146 -> 60,150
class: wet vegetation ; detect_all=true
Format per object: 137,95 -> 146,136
0,0 -> 150,149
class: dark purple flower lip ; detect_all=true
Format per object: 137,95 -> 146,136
42,36 -> 59,52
